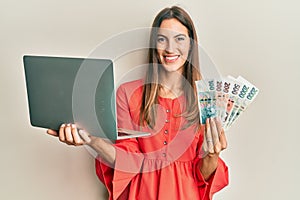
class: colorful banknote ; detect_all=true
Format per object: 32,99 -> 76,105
215,79 -> 228,125
195,76 -> 259,130
195,80 -> 217,124
222,78 -> 238,126
223,76 -> 244,130
225,76 -> 259,129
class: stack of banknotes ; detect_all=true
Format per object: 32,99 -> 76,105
195,76 -> 259,130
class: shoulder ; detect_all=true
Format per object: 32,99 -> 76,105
118,79 -> 144,91
116,79 -> 144,101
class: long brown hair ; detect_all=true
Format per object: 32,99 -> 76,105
140,6 -> 201,129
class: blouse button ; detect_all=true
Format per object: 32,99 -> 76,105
164,130 -> 168,134
165,119 -> 169,123
163,141 -> 167,145
162,153 -> 166,157
166,109 -> 170,113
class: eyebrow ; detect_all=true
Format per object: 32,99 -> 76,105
157,33 -> 187,38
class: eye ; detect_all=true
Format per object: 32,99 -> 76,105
176,36 -> 186,42
157,36 -> 166,43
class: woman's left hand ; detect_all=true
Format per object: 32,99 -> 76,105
199,117 -> 227,180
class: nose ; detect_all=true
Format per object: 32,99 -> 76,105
165,39 -> 176,53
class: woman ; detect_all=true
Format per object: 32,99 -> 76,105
48,6 -> 228,200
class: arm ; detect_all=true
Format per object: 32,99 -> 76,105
191,118 -> 228,200
47,124 -> 116,166
199,117 -> 227,180
46,80 -> 143,166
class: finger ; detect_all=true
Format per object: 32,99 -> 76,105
65,124 -> 74,144
215,117 -> 223,136
219,129 -> 227,150
210,118 -> 219,144
58,124 -> 66,142
216,118 -> 227,150
47,129 -> 58,137
210,118 -> 221,153
215,117 -> 227,150
71,124 -> 83,146
205,118 -> 214,154
201,128 -> 208,154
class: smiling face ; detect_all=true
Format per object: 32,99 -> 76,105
156,18 -> 190,73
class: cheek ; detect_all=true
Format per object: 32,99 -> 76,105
179,44 -> 190,59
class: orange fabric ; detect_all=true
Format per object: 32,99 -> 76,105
95,79 -> 229,200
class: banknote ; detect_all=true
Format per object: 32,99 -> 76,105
225,76 -> 259,129
195,76 -> 259,129
206,78 -> 217,120
214,79 -> 228,125
224,76 -> 245,130
222,78 -> 237,126
196,80 -> 217,124
225,76 -> 252,128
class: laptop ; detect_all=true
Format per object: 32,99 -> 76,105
23,55 -> 150,140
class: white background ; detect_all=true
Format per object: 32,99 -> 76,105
1,0 -> 299,199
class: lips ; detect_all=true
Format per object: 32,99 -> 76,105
164,55 -> 180,63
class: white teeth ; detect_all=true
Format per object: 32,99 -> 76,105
165,56 -> 179,61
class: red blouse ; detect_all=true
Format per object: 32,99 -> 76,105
95,79 -> 228,200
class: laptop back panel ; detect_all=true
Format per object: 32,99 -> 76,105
24,55 -> 117,140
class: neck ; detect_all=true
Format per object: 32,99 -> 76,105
158,70 -> 184,99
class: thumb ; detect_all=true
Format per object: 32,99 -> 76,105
78,129 -> 91,143
47,129 -> 58,137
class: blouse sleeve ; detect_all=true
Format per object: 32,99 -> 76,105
192,127 -> 229,200
193,156 -> 229,200
95,82 -> 144,200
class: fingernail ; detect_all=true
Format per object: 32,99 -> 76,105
61,124 -> 65,127
71,124 -> 75,129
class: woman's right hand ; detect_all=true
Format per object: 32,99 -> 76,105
47,123 -> 116,165
47,124 -> 88,146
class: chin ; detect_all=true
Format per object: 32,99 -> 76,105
161,63 -> 184,73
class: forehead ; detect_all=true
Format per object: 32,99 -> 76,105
158,18 -> 189,36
